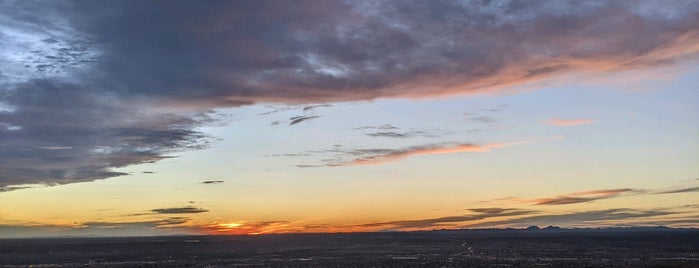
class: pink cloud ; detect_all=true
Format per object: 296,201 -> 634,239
546,118 -> 597,126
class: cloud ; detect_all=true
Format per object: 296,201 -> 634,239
296,141 -> 521,167
366,132 -> 410,138
2,1 -> 699,189
465,208 -> 681,228
289,115 -> 321,126
265,153 -> 311,157
654,186 -> 699,194
0,81 -> 213,191
466,116 -> 499,124
531,196 -> 601,205
258,103 -> 332,117
347,143 -> 512,166
201,180 -> 224,184
463,105 -> 508,124
365,131 -> 431,138
358,124 -> 449,138
355,124 -> 400,130
546,118 -> 598,126
0,217 -> 195,238
528,188 -> 637,205
150,206 -> 209,214
358,208 -> 537,230
302,104 -> 333,111
485,185 -> 699,206
468,207 -> 520,214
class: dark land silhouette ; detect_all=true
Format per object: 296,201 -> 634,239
2,227 -> 698,267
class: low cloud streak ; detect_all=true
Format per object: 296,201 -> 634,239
151,206 -> 209,214
547,118 -> 597,126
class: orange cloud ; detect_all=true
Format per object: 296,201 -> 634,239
347,142 -> 512,166
546,118 -> 597,126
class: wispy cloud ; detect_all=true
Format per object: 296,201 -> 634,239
468,207 -> 522,214
296,141 -> 522,167
201,180 -> 224,184
151,206 -> 209,214
546,118 -> 598,126
289,115 -> 321,126
465,208 -> 683,228
463,104 -> 508,124
0,217 -> 196,238
302,104 -> 333,111
485,184 -> 699,206
518,188 -> 639,206
358,208 -> 537,230
346,143 -> 512,166
365,131 -> 419,138
653,186 -> 699,195
259,104 -> 331,126
354,124 -> 400,130
359,125 -> 450,139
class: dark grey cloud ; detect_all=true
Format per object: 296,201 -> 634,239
0,81 -> 212,191
258,104 -> 332,116
201,180 -> 224,184
260,104 -> 327,126
2,0 -> 698,190
15,0 -> 693,105
302,104 -> 333,111
150,206 -> 209,214
289,115 -> 321,126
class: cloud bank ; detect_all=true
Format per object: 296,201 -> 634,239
2,0 -> 699,189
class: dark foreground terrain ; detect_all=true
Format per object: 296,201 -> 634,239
2,228 -> 698,267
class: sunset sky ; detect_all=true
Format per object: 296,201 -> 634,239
1,0 -> 698,238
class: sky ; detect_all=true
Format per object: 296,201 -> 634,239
0,0 -> 698,238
